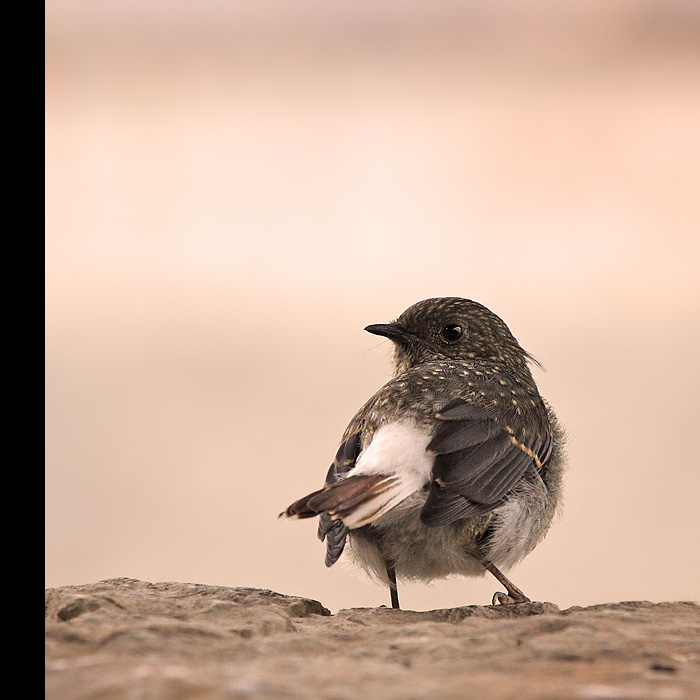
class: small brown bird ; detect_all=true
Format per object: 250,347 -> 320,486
282,297 -> 565,609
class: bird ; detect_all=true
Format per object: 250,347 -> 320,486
282,297 -> 565,609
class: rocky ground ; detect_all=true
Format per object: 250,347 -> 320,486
45,578 -> 699,700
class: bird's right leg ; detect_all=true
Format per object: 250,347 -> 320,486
386,563 -> 400,609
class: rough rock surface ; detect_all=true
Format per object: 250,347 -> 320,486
45,578 -> 699,699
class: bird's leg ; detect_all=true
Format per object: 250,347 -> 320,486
486,564 -> 530,606
386,563 -> 400,609
470,550 -> 530,605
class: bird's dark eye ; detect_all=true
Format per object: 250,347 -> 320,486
441,324 -> 464,343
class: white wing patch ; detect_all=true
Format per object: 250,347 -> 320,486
340,421 -> 433,528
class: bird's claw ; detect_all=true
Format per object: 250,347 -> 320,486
492,591 -> 531,605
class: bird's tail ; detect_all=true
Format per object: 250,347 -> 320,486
281,474 -> 405,528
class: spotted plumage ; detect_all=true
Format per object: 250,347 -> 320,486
283,297 -> 566,608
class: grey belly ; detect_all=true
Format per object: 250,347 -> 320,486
347,473 -> 554,584
348,492 -> 489,583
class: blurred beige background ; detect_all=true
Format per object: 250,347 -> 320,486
46,1 -> 700,612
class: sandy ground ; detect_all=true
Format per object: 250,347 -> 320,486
45,578 -> 700,700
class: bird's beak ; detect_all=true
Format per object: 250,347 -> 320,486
364,323 -> 415,343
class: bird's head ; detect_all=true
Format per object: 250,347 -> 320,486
365,297 -> 538,377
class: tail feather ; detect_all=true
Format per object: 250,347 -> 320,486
284,487 -> 328,519
282,474 -> 403,529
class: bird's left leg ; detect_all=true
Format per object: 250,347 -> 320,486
470,550 -> 530,605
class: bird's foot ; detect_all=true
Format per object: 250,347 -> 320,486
492,590 -> 531,605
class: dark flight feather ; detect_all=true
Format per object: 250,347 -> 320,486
421,398 -> 550,527
302,433 -> 361,566
323,520 -> 349,567
421,488 -> 502,527
427,417 -> 499,454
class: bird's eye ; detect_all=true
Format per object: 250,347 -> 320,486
441,324 -> 464,343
